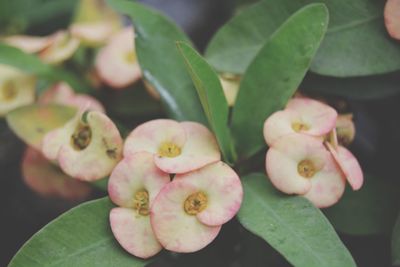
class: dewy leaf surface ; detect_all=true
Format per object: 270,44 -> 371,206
8,198 -> 148,267
107,0 -> 207,124
238,173 -> 356,267
177,42 -> 236,163
230,3 -> 328,158
205,0 -> 400,77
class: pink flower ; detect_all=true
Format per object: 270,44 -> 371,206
108,152 -> 169,259
95,27 -> 141,88
22,147 -> 91,200
266,133 -> 345,208
42,111 -> 123,181
39,82 -> 105,113
150,161 -> 243,252
70,21 -> 116,46
385,0 -> 400,41
263,97 -> 337,146
3,35 -> 53,54
124,119 -> 221,174
39,31 -> 80,64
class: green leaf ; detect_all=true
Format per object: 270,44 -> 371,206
238,173 -> 356,267
205,0 -> 400,77
302,72 -> 400,99
106,0 -> 207,124
0,44 -> 89,93
6,104 -> 76,149
324,174 -> 400,236
392,214 -> 400,265
231,4 -> 328,159
176,42 -> 236,163
8,197 -> 148,267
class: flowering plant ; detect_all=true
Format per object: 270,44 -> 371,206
1,0 -> 400,266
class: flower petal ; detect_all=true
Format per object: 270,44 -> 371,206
58,111 -> 123,181
151,181 -> 221,253
326,143 -> 363,191
124,119 -> 186,157
385,0 -> 400,40
110,207 -> 162,259
70,21 -> 115,45
3,35 -> 53,53
266,134 -> 331,195
40,31 -> 80,64
286,97 -> 337,136
154,122 -> 221,174
302,153 -> 346,208
95,27 -> 141,88
263,110 -> 298,146
108,151 -> 170,208
22,147 -> 91,200
174,161 -> 242,226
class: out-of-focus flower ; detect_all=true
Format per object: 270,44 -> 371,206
39,31 -> 80,64
335,114 -> 356,146
384,0 -> 400,40
263,97 -> 337,146
95,27 -> 141,89
3,35 -> 54,54
151,161 -> 242,252
266,134 -> 345,208
0,65 -> 35,116
123,119 -> 221,174
219,73 -> 240,106
22,147 -> 92,200
108,152 -> 169,259
39,82 -> 105,113
42,111 -> 123,181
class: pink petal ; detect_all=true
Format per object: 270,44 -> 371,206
266,134 -> 331,195
286,97 -> 338,135
95,27 -> 141,88
58,111 -> 123,181
110,207 -> 162,259
263,110 -> 299,146
40,82 -> 105,113
108,151 -> 170,207
302,152 -> 346,208
3,35 -> 53,53
326,143 -> 364,191
22,147 -> 91,200
385,0 -> 400,40
70,21 -> 114,45
124,119 -> 186,157
154,122 -> 221,174
39,31 -> 80,64
150,181 -> 221,253
174,161 -> 242,226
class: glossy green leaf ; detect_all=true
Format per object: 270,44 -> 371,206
205,0 -> 400,77
324,174 -> 400,236
231,4 -> 328,159
302,72 -> 400,99
107,0 -> 207,124
238,173 -> 356,267
6,104 -> 76,149
177,42 -> 236,163
8,197 -> 148,267
392,214 -> 400,265
0,44 -> 89,93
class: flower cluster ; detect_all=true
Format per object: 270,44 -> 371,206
264,97 -> 363,208
108,119 -> 243,258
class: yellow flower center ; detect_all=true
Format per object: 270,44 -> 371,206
297,159 -> 316,178
125,51 -> 137,64
292,122 -> 310,133
133,189 -> 150,216
1,80 -> 17,101
71,123 -> 92,150
158,142 -> 181,158
184,192 -> 208,215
